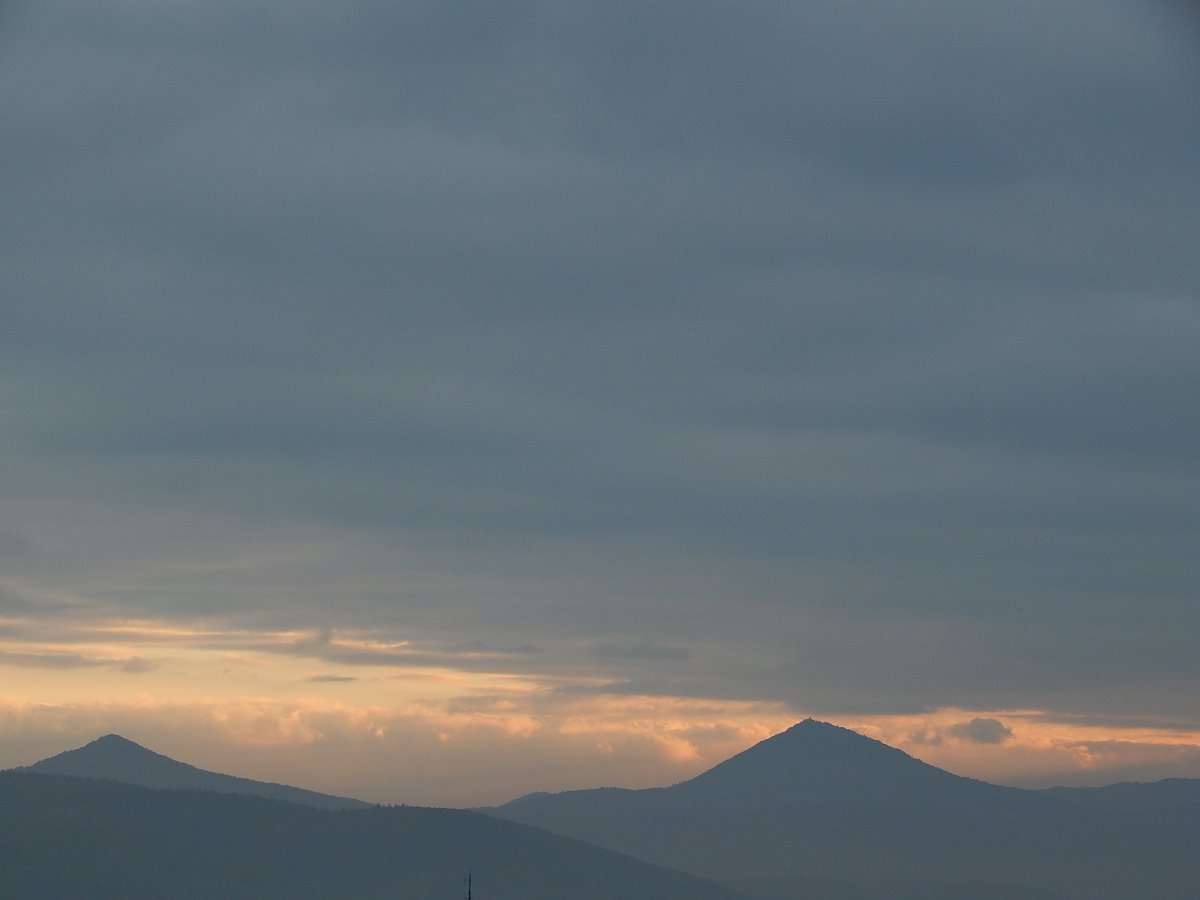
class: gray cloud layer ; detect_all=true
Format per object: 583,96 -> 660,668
2,1 -> 1198,719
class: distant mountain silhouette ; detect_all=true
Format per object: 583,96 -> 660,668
488,719 -> 1200,899
19,734 -> 369,810
1040,776 -> 1200,813
673,718 -> 1011,806
0,772 -> 745,899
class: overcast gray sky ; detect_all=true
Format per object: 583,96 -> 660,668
2,0 -> 1199,804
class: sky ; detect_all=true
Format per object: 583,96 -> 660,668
1,0 -> 1199,807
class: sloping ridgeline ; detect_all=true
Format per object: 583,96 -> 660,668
0,772 -> 746,900
20,734 -> 370,810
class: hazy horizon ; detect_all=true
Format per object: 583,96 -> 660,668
8,711 -> 1200,809
2,0 -> 1198,809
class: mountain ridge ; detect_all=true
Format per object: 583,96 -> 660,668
487,719 -> 1200,899
16,733 -> 370,810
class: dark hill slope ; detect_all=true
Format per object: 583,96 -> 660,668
0,772 -> 746,900
20,734 -> 369,809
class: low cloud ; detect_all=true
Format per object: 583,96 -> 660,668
119,656 -> 157,673
308,674 -> 357,683
592,640 -> 691,661
0,651 -> 108,669
948,717 -> 1013,745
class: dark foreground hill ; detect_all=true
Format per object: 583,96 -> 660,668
488,719 -> 1200,899
21,733 -> 369,810
0,772 -> 745,900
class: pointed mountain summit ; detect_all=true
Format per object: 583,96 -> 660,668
673,718 -> 1005,807
20,734 -> 370,810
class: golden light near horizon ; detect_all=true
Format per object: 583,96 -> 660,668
4,610 -> 1200,805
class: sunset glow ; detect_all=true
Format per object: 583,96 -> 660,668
4,606 -> 1199,805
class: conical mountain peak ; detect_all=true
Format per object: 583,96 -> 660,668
82,734 -> 156,754
90,733 -> 142,746
780,717 -> 869,741
27,733 -> 187,780
689,717 -> 908,773
673,719 -> 1002,806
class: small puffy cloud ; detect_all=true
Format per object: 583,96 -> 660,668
119,656 -> 157,673
907,728 -> 943,746
948,717 -> 1013,745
